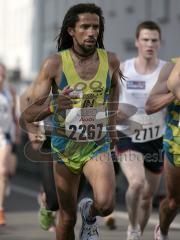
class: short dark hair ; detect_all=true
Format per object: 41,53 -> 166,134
56,3 -> 105,51
136,21 -> 161,40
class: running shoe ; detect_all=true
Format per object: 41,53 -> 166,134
79,198 -> 99,240
154,224 -> 169,240
127,225 -> 141,240
38,207 -> 55,230
0,210 -> 6,226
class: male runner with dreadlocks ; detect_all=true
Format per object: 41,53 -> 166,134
21,3 -> 122,240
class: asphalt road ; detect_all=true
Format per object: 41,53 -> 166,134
1,173 -> 180,240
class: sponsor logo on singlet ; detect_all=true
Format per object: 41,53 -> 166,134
127,81 -> 145,90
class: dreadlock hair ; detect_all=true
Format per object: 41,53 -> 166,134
56,3 -> 105,51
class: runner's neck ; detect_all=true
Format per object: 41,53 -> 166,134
71,46 -> 96,60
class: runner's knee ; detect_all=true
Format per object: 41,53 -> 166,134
0,166 -> 7,176
94,196 -> 115,216
168,197 -> 180,210
129,179 -> 145,195
59,212 -> 77,229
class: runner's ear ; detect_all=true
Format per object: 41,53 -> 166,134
67,27 -> 74,37
135,39 -> 138,48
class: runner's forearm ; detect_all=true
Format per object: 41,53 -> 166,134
145,92 -> 175,114
22,98 -> 52,123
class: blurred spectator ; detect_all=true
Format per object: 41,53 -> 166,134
0,62 -> 19,226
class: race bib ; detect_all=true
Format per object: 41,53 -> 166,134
131,111 -> 165,143
65,106 -> 107,142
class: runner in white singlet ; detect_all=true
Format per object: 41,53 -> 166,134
115,21 -> 166,240
121,58 -> 166,144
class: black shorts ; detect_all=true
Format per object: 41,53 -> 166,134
116,137 -> 164,174
41,136 -> 51,151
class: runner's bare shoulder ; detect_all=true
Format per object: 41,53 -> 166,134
41,53 -> 62,79
107,51 -> 120,73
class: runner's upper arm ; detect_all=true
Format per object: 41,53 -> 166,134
149,62 -> 174,96
107,52 -> 121,111
107,52 -> 121,86
20,83 -> 34,112
30,54 -> 60,105
167,58 -> 180,97
145,62 -> 175,114
168,58 -> 180,83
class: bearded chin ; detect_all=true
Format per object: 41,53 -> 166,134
78,43 -> 96,54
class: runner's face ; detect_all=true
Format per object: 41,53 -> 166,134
135,29 -> 161,60
69,13 -> 100,54
0,65 -> 6,85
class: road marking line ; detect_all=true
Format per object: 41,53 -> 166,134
11,184 -> 38,198
11,184 -> 180,229
114,211 -> 180,229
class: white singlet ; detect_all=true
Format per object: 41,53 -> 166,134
120,58 -> 166,143
0,84 -> 14,135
